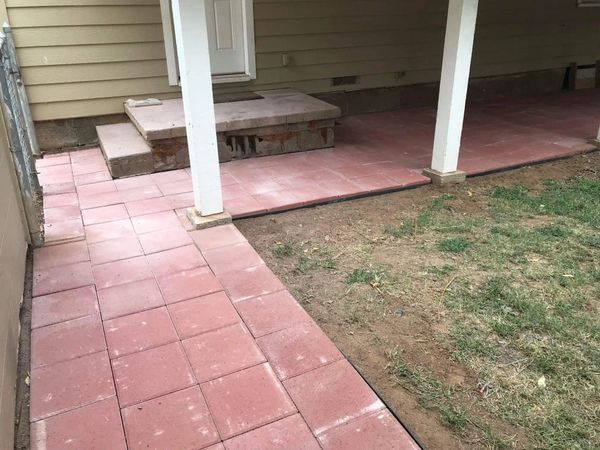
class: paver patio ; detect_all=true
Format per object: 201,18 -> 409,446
30,91 -> 598,449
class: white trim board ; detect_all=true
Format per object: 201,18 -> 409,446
160,0 -> 256,87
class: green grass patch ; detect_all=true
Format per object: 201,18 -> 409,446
346,266 -> 387,286
271,240 -> 295,258
438,237 -> 472,253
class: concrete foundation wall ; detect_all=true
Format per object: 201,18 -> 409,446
0,108 -> 29,450
4,0 -> 600,124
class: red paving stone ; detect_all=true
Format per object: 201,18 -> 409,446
121,386 -> 219,450
317,409 -> 419,450
283,359 -> 385,435
32,92 -> 597,448
168,291 -> 240,339
112,342 -> 195,407
104,307 -> 178,358
257,321 -> 344,380
30,397 -> 127,450
223,414 -> 320,450
31,285 -> 99,329
30,350 -> 115,421
201,363 -> 296,440
235,290 -> 313,337
97,278 -> 165,320
31,315 -> 106,368
183,323 -> 266,382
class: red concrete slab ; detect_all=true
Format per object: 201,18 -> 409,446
44,219 -> 84,244
31,315 -> 106,368
168,291 -> 240,339
43,192 -> 79,208
112,342 -> 195,407
121,386 -> 219,450
104,306 -> 178,358
125,196 -> 172,217
74,170 -> 112,186
36,154 -> 70,168
119,184 -> 163,203
257,321 -> 343,380
223,414 -> 319,450
235,290 -> 312,337
88,236 -> 143,265
218,265 -> 285,303
92,255 -> 152,289
283,360 -> 385,435
202,242 -> 264,275
97,278 -> 165,320
252,189 -> 304,212
157,178 -> 193,195
31,285 -> 99,329
33,240 -> 89,271
189,223 -> 247,251
78,190 -> 122,210
44,205 -> 81,223
138,226 -> 192,254
224,194 -> 267,218
317,409 -> 419,450
81,203 -> 129,226
201,363 -> 296,440
151,168 -> 189,184
30,350 -> 115,421
114,173 -> 155,191
183,323 -> 266,382
42,182 -> 76,196
84,218 -> 136,243
130,210 -> 181,234
33,261 -> 94,297
157,267 -> 224,304
146,244 -> 207,277
76,180 -> 117,196
30,397 -> 127,450
165,191 -> 195,209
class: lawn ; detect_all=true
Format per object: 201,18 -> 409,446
238,152 -> 600,450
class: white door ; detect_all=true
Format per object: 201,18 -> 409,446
205,0 -> 246,75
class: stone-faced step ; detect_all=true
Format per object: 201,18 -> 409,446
96,123 -> 153,178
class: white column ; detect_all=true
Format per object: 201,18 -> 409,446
171,0 -> 223,216
430,0 -> 479,174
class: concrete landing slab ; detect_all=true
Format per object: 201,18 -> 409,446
97,123 -> 153,178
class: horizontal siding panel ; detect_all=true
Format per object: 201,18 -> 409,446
27,76 -> 180,103
18,42 -> 167,67
13,24 -> 164,47
7,0 -> 158,6
22,60 -> 169,85
7,6 -> 161,27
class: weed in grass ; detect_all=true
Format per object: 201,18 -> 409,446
384,194 -> 455,237
438,237 -> 472,253
346,266 -> 387,287
428,264 -> 455,278
272,240 -> 295,257
294,247 -> 338,273
534,224 -> 570,238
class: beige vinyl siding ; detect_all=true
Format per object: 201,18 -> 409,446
0,109 -> 28,450
5,0 -> 600,121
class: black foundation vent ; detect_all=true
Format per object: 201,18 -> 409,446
332,75 -> 358,87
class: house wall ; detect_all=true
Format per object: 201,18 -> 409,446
4,0 -> 600,122
0,104 -> 29,450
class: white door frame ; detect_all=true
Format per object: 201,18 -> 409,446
160,0 -> 256,86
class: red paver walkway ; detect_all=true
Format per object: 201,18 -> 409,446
30,91 -> 599,449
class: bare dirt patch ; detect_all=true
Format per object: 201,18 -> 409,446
238,152 -> 600,449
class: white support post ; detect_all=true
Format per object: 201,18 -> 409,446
426,0 -> 479,184
171,0 -> 224,219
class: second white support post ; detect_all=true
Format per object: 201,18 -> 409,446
426,0 -> 479,184
171,0 -> 225,219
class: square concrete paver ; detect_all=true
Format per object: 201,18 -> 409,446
33,240 -> 89,271
112,342 -> 195,407
223,414 -> 320,450
130,210 -> 181,234
104,307 -> 178,358
30,350 -> 115,421
168,291 -> 240,339
157,267 -> 224,304
82,203 -> 129,226
202,242 -> 264,275
218,265 -> 285,303
84,218 -> 135,243
317,409 -> 419,450
31,315 -> 106,368
183,323 -> 265,382
31,285 -> 98,329
33,261 -> 94,297
235,290 -> 312,337
88,236 -> 143,266
145,244 -> 207,277
283,360 -> 385,435
189,223 -> 247,251
97,278 -> 165,320
257,321 -> 343,380
122,386 -> 219,450
92,256 -> 152,289
125,196 -> 172,217
138,226 -> 192,254
201,363 -> 296,440
30,397 -> 126,450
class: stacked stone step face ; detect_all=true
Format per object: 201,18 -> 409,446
97,89 -> 341,178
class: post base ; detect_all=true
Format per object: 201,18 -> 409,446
422,168 -> 466,186
186,208 -> 232,230
590,139 -> 600,149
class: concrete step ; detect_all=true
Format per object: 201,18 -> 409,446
96,122 -> 154,178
